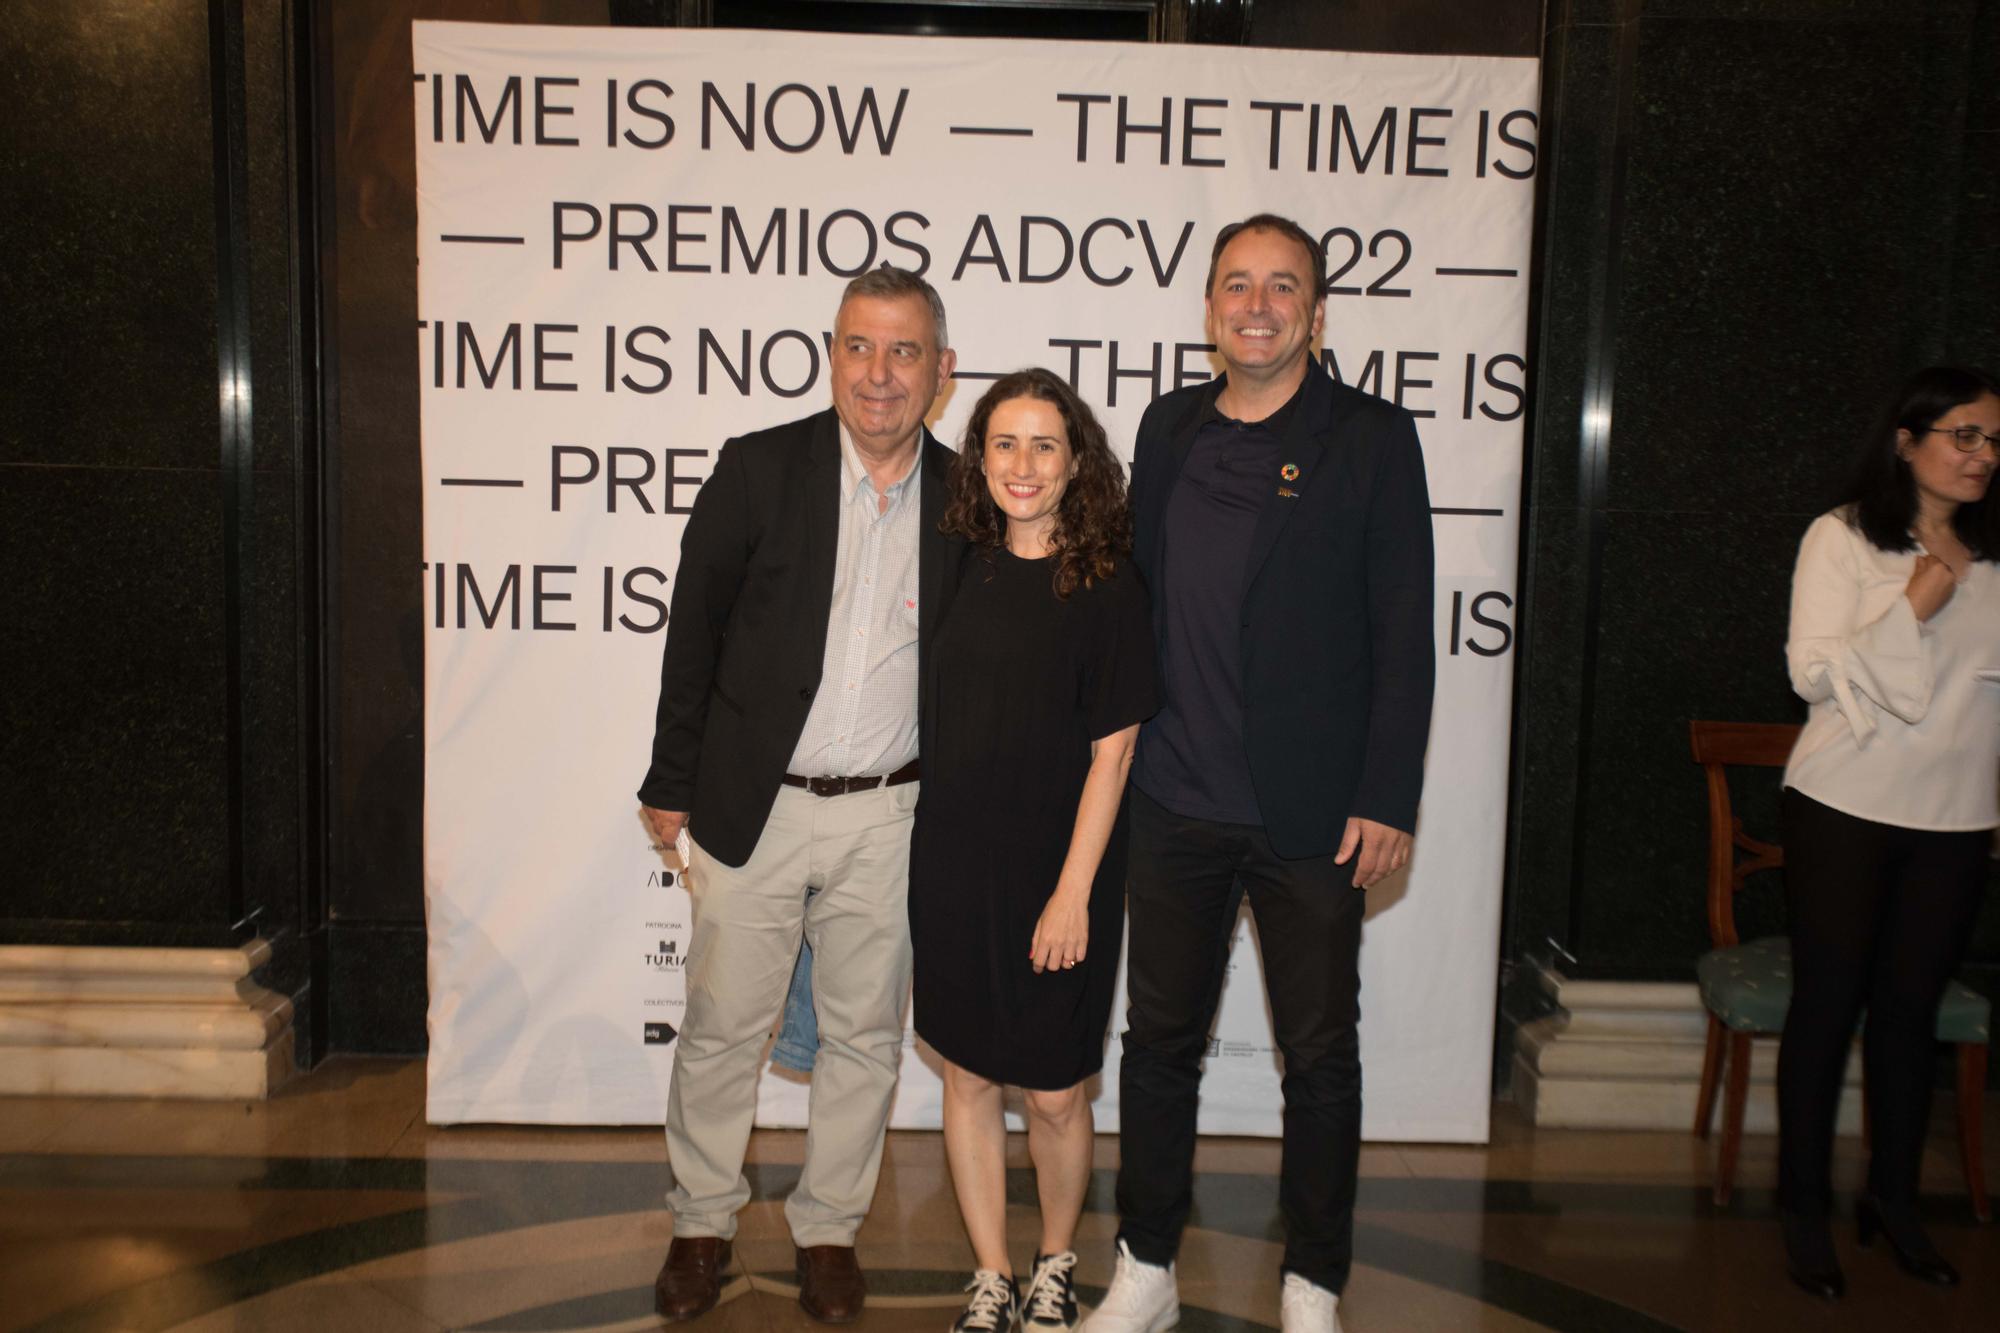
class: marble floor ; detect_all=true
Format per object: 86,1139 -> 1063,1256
0,1057 -> 1993,1332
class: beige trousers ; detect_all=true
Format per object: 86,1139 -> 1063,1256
664,781 -> 917,1245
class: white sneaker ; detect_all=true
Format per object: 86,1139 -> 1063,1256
1079,1241 -> 1177,1333
1279,1273 -> 1342,1333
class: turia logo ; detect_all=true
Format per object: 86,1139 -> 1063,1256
644,1021 -> 679,1045
1218,1039 -> 1273,1059
645,939 -> 687,970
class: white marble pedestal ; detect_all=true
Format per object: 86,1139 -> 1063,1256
1513,961 -> 1860,1134
0,942 -> 293,1099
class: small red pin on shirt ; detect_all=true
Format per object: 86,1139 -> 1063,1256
905,597 -> 917,610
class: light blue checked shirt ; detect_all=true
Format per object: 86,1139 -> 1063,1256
785,423 -> 924,778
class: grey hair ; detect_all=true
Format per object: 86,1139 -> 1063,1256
840,264 -> 950,352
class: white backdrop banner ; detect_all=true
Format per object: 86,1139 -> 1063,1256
417,20 -> 1536,1141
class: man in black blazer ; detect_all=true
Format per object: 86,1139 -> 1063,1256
1084,216 -> 1435,1333
636,267 -> 961,1324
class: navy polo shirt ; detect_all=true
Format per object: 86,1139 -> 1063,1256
1132,384 -> 1303,827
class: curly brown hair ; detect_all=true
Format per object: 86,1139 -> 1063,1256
940,368 -> 1132,598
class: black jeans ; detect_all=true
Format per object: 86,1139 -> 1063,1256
1777,788 -> 1991,1214
1115,787 -> 1366,1294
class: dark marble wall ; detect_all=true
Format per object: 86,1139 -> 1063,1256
0,0 -> 316,1038
1507,0 -> 2000,1004
1950,4 -> 2000,369
1,1 -> 234,939
238,0 -> 315,1031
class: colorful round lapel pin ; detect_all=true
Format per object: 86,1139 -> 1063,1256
1280,463 -> 1301,482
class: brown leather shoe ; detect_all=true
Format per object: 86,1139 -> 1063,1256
795,1244 -> 866,1323
654,1236 -> 733,1321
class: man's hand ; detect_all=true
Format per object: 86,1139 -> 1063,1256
642,805 -> 688,852
1334,816 -> 1411,889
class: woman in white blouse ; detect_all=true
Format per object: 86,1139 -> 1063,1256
1778,365 -> 2000,1299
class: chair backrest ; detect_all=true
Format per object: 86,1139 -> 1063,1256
1687,720 -> 1801,948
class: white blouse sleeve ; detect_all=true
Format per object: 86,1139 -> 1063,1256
1786,513 -> 1933,745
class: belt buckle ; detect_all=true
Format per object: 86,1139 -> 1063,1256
807,775 -> 846,798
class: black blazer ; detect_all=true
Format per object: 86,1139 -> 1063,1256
1130,361 -> 1435,859
637,408 -> 963,867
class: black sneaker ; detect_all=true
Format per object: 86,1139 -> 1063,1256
1022,1251 -> 1079,1332
951,1269 -> 1019,1333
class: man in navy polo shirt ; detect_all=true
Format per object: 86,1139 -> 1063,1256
1084,214 -> 1435,1333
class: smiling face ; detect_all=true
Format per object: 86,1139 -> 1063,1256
982,395 -> 1078,553
1204,226 -> 1326,386
1899,391 -> 1999,518
829,293 -> 955,457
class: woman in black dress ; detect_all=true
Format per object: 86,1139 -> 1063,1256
912,368 -> 1158,1333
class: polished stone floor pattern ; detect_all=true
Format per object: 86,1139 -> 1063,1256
0,1058 -> 1993,1331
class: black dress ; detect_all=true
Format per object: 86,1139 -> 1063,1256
910,548 -> 1159,1090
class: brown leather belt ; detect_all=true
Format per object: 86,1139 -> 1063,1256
781,758 -> 920,798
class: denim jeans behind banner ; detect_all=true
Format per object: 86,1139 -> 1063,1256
772,941 -> 819,1073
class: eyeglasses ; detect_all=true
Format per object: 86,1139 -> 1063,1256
1922,425 -> 2000,452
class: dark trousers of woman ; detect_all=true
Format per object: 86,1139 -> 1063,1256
1115,788 -> 1366,1295
1777,788 -> 1991,1215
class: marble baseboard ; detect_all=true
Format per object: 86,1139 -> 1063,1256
1514,964 -> 1862,1136
0,1031 -> 295,1099
0,996 -> 287,1049
0,942 -> 276,1004
1558,1007 -> 1710,1041
1514,1050 -> 1863,1135
1535,968 -> 1700,1012
0,942 -> 293,1099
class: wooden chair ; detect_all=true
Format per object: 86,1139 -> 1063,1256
1688,720 -> 1991,1219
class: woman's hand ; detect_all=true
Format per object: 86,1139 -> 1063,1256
1906,553 -> 1958,622
1029,888 -> 1090,974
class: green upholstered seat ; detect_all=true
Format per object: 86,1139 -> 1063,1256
1697,936 -> 1793,1033
1698,935 -> 1991,1042
1941,982 -> 1995,1044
